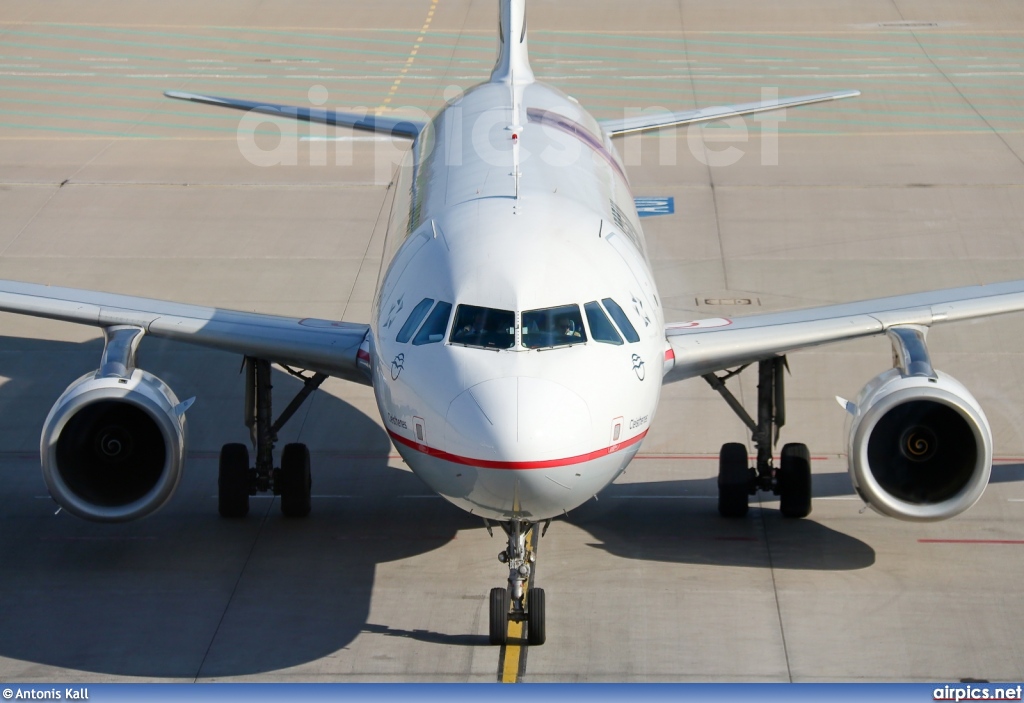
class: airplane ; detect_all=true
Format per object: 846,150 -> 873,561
1,0 -> 1023,648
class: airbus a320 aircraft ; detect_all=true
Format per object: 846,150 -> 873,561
2,0 -> 1024,647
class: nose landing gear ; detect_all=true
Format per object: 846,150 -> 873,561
487,519 -> 548,646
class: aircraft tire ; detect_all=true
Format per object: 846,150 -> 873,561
218,443 -> 250,518
527,587 -> 546,645
718,442 -> 750,518
280,443 -> 312,518
779,443 -> 812,518
489,587 -> 509,645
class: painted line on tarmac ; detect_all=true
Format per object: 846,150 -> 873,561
919,539 -> 1024,545
499,609 -> 526,683
377,0 -> 438,114
612,495 -> 714,499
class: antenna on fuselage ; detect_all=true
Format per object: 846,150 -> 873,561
492,0 -> 531,208
511,125 -> 521,201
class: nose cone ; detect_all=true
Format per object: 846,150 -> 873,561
445,377 -> 591,463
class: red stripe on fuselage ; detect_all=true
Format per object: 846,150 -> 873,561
387,429 -> 648,470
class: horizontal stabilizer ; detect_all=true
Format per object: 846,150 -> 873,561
600,89 -> 860,136
164,91 -> 425,139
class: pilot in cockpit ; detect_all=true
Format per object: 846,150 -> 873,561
559,317 -> 582,339
457,311 -> 485,338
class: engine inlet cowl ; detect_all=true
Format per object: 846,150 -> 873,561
847,369 -> 992,522
41,369 -> 188,522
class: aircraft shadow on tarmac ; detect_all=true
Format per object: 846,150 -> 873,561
360,623 -> 490,647
566,471 -> 878,571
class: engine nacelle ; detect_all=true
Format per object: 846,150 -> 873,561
40,368 -> 188,522
847,368 -> 992,522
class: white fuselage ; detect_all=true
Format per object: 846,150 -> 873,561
370,79 -> 666,521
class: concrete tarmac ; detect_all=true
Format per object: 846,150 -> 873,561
1,0 -> 1024,682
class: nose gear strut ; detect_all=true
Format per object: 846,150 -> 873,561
486,518 -> 549,646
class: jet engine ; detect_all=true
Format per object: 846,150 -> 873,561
39,326 -> 191,522
846,361 -> 992,522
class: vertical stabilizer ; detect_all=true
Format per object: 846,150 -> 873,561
490,0 -> 535,84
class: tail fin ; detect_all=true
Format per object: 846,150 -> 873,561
489,0 -> 534,84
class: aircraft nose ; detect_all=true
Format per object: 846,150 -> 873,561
445,377 -> 591,463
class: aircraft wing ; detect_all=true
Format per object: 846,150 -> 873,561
663,280 -> 1024,383
600,89 -> 860,136
0,280 -> 372,386
164,91 -> 425,139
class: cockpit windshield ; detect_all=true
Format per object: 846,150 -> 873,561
521,304 -> 587,349
450,305 -> 515,349
445,301 -> 627,351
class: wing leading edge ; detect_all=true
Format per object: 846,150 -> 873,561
600,90 -> 860,136
0,280 -> 371,386
663,280 -> 1024,383
164,91 -> 425,139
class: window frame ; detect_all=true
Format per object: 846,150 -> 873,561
520,303 -> 588,350
448,304 -> 517,350
601,297 -> 641,343
411,301 -> 453,346
395,297 -> 435,344
583,300 -> 624,345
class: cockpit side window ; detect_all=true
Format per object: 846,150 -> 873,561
602,298 -> 640,343
584,301 -> 623,345
521,304 -> 587,349
412,301 -> 453,346
450,305 -> 515,349
396,298 -> 434,343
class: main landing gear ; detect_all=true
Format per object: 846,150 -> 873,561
703,357 -> 812,519
487,519 -> 549,646
218,357 -> 326,519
